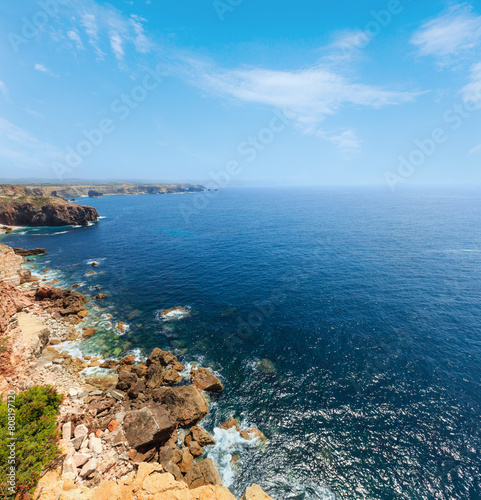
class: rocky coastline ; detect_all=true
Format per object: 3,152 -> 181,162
0,243 -> 273,500
0,183 -> 204,200
0,197 -> 99,227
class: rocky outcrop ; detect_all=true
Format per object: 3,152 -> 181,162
0,244 -> 30,286
13,247 -> 47,256
35,462 -> 254,499
0,198 -> 98,227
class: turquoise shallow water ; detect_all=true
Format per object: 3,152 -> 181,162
3,187 -> 481,499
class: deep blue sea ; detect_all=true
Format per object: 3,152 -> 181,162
2,187 -> 481,499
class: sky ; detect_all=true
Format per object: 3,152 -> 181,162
0,0 -> 481,188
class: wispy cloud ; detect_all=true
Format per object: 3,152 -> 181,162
411,3 -> 481,64
67,29 -> 84,50
34,64 -> 58,77
461,62 -> 481,103
0,118 -> 61,171
74,1 -> 152,64
34,63 -> 49,73
182,59 -> 418,155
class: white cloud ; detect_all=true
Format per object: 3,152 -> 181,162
411,4 -> 481,63
183,59 -> 418,154
67,29 -> 84,50
0,118 -> 61,171
34,64 -> 58,78
109,32 -> 125,60
76,2 -> 152,63
34,64 -> 49,73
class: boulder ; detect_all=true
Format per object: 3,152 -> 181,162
116,370 -> 138,392
219,417 -> 239,431
179,447 -> 194,474
13,248 -> 47,257
240,428 -> 266,441
82,327 -> 96,339
191,367 -> 223,392
189,426 -> 216,447
147,347 -> 177,367
152,386 -> 208,427
183,459 -> 222,489
241,484 -> 275,499
188,440 -> 203,457
123,404 -> 176,451
145,362 -> 166,390
133,364 -> 148,378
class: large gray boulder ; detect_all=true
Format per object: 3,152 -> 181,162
123,404 -> 176,450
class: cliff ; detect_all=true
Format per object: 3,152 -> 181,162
0,182 -> 204,200
0,196 -> 99,227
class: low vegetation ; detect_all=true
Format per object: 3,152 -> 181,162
0,386 -> 63,499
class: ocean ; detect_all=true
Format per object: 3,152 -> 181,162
2,187 -> 481,499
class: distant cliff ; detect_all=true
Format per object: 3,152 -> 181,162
0,196 -> 99,227
0,182 -> 204,200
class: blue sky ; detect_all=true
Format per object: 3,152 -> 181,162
0,0 -> 481,187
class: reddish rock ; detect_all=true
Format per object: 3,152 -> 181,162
82,327 -> 96,339
146,348 -> 177,367
190,426 -> 216,447
184,459 -> 222,489
191,367 -> 223,393
108,420 -> 120,432
220,417 -> 240,431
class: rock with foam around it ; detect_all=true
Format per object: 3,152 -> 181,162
191,367 -> 224,393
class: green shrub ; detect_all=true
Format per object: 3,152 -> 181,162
0,386 -> 63,499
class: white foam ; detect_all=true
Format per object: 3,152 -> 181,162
205,428 -> 260,487
155,306 -> 191,322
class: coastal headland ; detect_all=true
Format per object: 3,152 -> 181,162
0,182 -> 204,228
